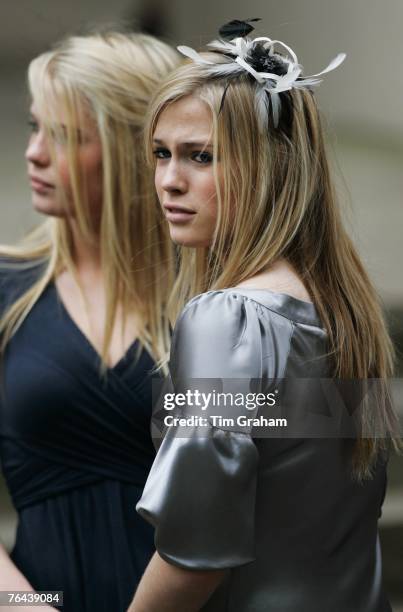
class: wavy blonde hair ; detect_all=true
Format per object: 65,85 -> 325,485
145,57 -> 401,478
0,32 -> 180,369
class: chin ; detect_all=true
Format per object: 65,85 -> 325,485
169,226 -> 211,248
32,197 -> 67,218
33,204 -> 65,218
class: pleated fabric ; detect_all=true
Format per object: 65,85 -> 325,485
1,267 -> 157,612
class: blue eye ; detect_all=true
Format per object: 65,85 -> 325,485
28,119 -> 39,133
153,148 -> 170,159
51,127 -> 84,146
192,151 -> 213,164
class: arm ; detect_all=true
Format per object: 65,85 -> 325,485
0,541 -> 34,590
128,552 -> 227,612
131,293 -> 262,610
0,543 -> 57,611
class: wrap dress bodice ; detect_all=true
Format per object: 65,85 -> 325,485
0,265 -> 156,611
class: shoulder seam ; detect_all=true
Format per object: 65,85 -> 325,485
281,320 -> 295,379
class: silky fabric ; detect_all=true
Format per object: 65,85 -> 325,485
137,288 -> 391,612
0,265 -> 156,611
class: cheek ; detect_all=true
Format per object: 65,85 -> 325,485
82,150 -> 103,187
200,174 -> 218,217
71,147 -> 103,203
55,154 -> 71,192
154,167 -> 164,202
85,163 -> 103,211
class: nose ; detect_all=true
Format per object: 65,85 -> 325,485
159,159 -> 187,195
25,129 -> 50,168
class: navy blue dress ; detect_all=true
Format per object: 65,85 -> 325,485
0,264 -> 156,611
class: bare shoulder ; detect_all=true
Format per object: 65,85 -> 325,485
235,258 -> 313,303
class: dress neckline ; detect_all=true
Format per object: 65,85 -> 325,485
49,282 -> 139,373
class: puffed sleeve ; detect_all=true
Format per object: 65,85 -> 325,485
136,291 -> 263,569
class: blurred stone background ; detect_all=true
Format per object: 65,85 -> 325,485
0,0 -> 402,608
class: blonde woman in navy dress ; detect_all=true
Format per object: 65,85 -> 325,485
0,32 -> 179,611
129,20 -> 400,612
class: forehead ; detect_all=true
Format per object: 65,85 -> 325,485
29,95 -> 93,129
154,95 -> 212,141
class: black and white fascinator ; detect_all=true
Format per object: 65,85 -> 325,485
178,19 -> 346,129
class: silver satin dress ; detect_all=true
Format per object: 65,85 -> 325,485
137,288 -> 391,612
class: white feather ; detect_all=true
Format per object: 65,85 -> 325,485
273,67 -> 302,92
293,77 -> 323,89
234,37 -> 248,59
266,39 -> 299,65
270,91 -> 281,128
177,45 -> 213,64
253,36 -> 275,46
255,87 -> 270,132
207,63 -> 244,78
207,39 -> 236,54
306,53 -> 346,79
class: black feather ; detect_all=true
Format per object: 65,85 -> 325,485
247,43 -> 288,76
218,82 -> 231,115
219,18 -> 261,40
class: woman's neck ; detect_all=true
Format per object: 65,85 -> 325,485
69,220 -> 101,275
235,258 -> 312,303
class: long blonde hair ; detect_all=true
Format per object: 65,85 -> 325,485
145,58 -> 401,478
0,32 -> 180,369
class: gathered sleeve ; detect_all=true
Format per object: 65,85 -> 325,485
136,291 -> 265,569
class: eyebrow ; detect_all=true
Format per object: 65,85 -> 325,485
29,109 -> 83,133
153,138 -> 213,148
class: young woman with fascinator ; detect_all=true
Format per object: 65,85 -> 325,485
128,19 -> 400,612
0,32 -> 179,611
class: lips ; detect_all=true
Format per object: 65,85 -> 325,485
163,204 -> 196,223
29,175 -> 55,193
